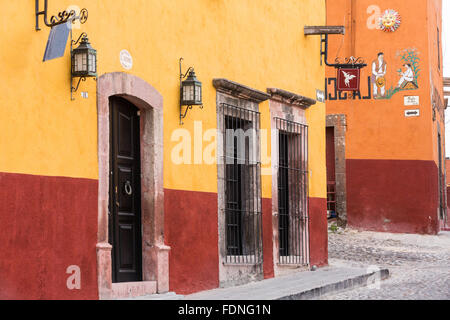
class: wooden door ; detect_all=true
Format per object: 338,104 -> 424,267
109,96 -> 143,283
326,127 -> 337,217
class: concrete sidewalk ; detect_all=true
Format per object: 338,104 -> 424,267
134,265 -> 389,300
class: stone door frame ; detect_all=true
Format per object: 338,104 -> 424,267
326,114 -> 348,227
267,88 -> 315,277
96,72 -> 170,299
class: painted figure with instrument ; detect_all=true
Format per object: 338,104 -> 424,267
372,52 -> 387,98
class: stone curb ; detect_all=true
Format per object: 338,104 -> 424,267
123,268 -> 390,300
278,269 -> 390,300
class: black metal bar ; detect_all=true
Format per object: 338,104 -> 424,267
276,118 -> 309,265
72,76 -> 86,92
305,125 -> 310,265
72,32 -> 88,46
320,34 -> 367,69
36,0 -> 89,31
222,103 -> 262,265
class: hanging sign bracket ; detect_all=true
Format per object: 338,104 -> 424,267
304,26 -> 367,69
36,0 -> 88,31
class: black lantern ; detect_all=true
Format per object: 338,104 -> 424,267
181,70 -> 202,106
71,33 -> 97,100
72,33 -> 97,78
179,58 -> 203,125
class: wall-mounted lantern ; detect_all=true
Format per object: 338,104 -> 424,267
179,58 -> 203,125
71,33 -> 97,100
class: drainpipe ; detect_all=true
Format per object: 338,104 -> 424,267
350,0 -> 356,57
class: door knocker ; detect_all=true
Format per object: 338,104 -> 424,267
124,181 -> 133,196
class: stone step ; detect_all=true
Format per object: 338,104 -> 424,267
124,292 -> 185,300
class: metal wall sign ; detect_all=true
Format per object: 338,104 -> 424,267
404,109 -> 420,117
43,23 -> 70,61
120,50 -> 133,70
337,68 -> 361,91
316,89 -> 325,102
404,96 -> 420,106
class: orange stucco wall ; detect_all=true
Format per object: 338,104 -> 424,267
326,0 -> 444,164
325,0 -> 445,234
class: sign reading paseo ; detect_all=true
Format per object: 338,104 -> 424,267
404,96 -> 420,106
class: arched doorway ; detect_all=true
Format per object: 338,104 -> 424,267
96,72 -> 170,299
109,96 -> 143,283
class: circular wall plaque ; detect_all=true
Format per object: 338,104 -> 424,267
379,9 -> 401,32
120,50 -> 133,70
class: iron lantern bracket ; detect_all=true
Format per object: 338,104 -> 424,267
36,0 -> 88,31
179,58 -> 203,125
71,77 -> 87,94
70,32 -> 97,101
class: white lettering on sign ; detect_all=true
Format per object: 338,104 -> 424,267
316,89 -> 325,103
404,96 -> 420,106
404,109 -> 420,117
120,50 -> 133,70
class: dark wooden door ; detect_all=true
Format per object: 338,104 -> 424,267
109,96 -> 143,283
438,133 -> 445,219
326,127 -> 337,217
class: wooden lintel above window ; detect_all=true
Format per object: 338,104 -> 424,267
304,26 -> 345,35
267,88 -> 316,108
213,78 -> 271,103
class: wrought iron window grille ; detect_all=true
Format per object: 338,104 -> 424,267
220,103 -> 263,266
276,118 -> 310,266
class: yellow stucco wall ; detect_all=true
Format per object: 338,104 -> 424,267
0,0 -> 326,199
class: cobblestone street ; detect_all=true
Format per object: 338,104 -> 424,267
321,227 -> 450,300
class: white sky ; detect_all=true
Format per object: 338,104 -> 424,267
444,0 -> 450,156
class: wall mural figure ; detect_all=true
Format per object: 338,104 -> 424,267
377,48 -> 420,99
324,49 -> 420,102
396,64 -> 417,89
372,52 -> 387,98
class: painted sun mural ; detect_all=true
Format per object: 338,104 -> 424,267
379,9 -> 402,32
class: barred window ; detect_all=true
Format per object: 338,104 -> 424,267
221,103 -> 262,265
276,118 -> 309,265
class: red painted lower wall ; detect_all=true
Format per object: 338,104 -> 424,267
309,197 -> 328,267
0,172 -> 98,300
347,159 -> 440,235
164,189 -> 219,295
164,191 -> 328,294
262,198 -> 274,279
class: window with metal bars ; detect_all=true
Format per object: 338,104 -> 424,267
276,118 -> 309,265
221,103 -> 262,265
